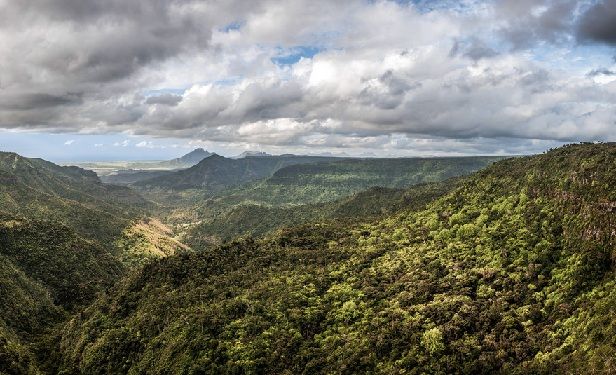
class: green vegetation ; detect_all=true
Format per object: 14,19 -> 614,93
134,154 -> 340,192
195,156 -> 499,205
0,154 -> 185,374
161,156 -> 500,245
115,218 -> 191,268
187,181 -> 458,248
45,143 -> 616,374
0,152 -> 150,244
2,144 -> 616,374
0,212 -> 124,373
134,155 -> 500,209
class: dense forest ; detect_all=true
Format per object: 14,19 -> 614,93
1,143 -> 615,374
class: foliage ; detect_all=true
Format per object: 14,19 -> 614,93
0,212 -> 127,374
187,180 -> 458,248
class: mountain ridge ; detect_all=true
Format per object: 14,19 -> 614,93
134,154 -> 342,192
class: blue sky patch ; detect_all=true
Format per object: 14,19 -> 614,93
143,88 -> 187,98
271,46 -> 323,66
220,21 -> 243,33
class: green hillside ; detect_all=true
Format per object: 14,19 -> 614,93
193,156 -> 502,207
0,211 -> 125,374
134,154 -> 339,192
187,181 -> 457,248
168,156 -> 501,243
0,151 -> 197,374
0,152 -> 151,243
52,143 -> 616,374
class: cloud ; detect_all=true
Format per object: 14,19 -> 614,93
577,0 -> 616,45
145,94 -> 183,106
135,140 -> 161,148
0,0 -> 615,156
587,68 -> 616,77
0,93 -> 82,111
64,139 -> 75,145
113,140 -> 130,147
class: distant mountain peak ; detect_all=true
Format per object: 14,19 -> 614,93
181,148 -> 211,159
164,148 -> 213,166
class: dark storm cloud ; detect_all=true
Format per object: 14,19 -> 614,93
12,0 -> 210,84
0,93 -> 82,111
496,0 -> 578,49
497,0 -> 616,49
587,68 -> 616,77
577,0 -> 616,45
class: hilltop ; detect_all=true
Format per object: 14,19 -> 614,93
157,148 -> 213,168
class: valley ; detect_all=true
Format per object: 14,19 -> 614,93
0,143 -> 614,374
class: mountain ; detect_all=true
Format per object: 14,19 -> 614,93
134,154 -> 339,192
95,149 -> 213,185
232,151 -> 272,159
162,156 -> 501,239
187,156 -> 502,211
0,153 -> 185,374
54,143 -> 616,373
136,155 -> 501,209
161,148 -> 213,167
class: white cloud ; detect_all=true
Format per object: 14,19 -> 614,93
113,140 -> 130,147
135,140 -> 153,148
64,139 -> 75,145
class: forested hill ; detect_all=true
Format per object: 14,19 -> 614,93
0,153 -> 179,374
0,151 -> 150,242
134,155 -> 503,197
186,181 -> 458,248
269,156 -> 498,186
134,154 -> 339,192
0,212 -> 124,374
54,143 -> 616,373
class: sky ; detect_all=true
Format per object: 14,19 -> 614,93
0,0 -> 615,161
